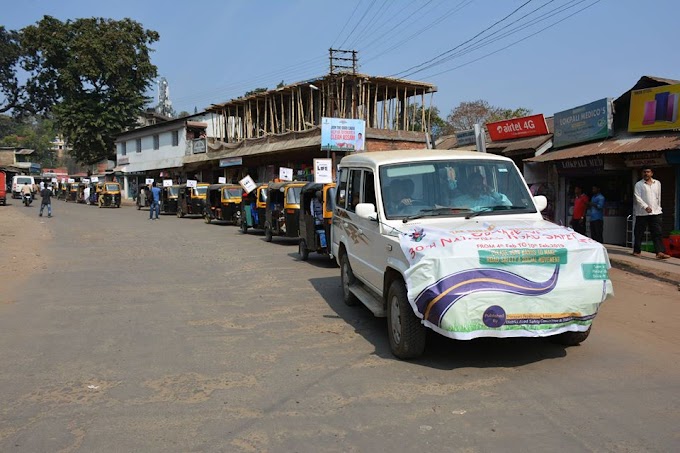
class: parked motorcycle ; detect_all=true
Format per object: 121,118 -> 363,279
22,192 -> 32,207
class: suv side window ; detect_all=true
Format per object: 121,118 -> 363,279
336,168 -> 348,209
347,169 -> 362,212
364,171 -> 376,206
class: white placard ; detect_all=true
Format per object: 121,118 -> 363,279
186,179 -> 198,188
82,178 -> 90,183
51,178 -> 57,183
279,167 -> 293,182
239,175 -> 257,194
68,178 -> 75,183
163,179 -> 173,187
218,177 -> 227,184
90,176 -> 99,183
61,178 -> 66,183
314,158 -> 333,184
145,178 -> 154,185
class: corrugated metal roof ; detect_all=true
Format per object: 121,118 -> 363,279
15,149 -> 35,155
527,134 -> 680,162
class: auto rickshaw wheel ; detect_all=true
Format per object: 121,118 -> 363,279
264,226 -> 273,242
387,279 -> 427,360
299,239 -> 309,261
340,253 -> 359,307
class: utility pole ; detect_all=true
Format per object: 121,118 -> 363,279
328,48 -> 358,75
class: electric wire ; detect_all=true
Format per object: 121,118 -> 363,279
346,0 -> 391,50
390,0 -> 536,77
331,0 -> 364,48
338,0 -> 378,49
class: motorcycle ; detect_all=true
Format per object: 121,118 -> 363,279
22,192 -> 32,207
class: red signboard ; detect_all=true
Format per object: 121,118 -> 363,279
486,114 -> 549,141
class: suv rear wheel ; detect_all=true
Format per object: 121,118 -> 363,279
387,279 -> 426,359
550,326 -> 591,346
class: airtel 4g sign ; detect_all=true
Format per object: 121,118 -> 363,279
487,114 -> 549,141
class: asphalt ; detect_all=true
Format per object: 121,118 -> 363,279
605,244 -> 680,286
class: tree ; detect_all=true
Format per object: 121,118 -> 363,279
177,111 -> 191,118
405,103 -> 447,139
0,27 -> 23,113
445,99 -> 531,133
9,16 -> 159,164
0,115 -> 58,168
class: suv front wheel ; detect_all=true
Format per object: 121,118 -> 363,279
340,253 -> 359,306
387,279 -> 426,359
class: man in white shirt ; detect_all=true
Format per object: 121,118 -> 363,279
632,167 -> 670,259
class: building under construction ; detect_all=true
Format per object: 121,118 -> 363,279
183,72 -> 438,183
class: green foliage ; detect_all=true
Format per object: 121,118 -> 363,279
244,87 -> 268,97
0,115 -> 58,167
0,27 -> 22,113
445,100 -> 531,133
177,111 -> 191,118
5,16 -> 159,164
405,103 -> 447,138
276,80 -> 285,88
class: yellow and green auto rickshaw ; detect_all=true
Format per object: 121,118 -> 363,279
176,183 -> 209,218
160,185 -> 179,214
204,184 -> 242,224
65,182 -> 78,202
263,181 -> 306,242
98,182 -> 122,208
298,182 -> 336,260
57,182 -> 68,200
240,183 -> 268,234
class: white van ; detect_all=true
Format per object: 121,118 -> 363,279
332,149 -> 613,359
12,175 -> 35,198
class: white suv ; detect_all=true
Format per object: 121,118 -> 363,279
332,150 -> 613,359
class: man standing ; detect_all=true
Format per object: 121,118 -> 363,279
589,185 -> 605,243
39,183 -> 52,217
633,168 -> 670,259
570,185 -> 589,235
149,181 -> 161,220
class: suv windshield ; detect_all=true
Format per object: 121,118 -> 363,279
379,160 -> 535,219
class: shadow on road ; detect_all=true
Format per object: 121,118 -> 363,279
309,276 -> 568,370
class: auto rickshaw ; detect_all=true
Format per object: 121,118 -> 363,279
65,182 -> 78,202
298,182 -> 336,260
240,183 -> 268,234
263,181 -> 306,242
76,183 -> 88,203
204,184 -> 242,224
161,185 -> 179,214
57,182 -> 68,200
176,183 -> 209,217
87,183 -> 100,205
98,182 -> 121,208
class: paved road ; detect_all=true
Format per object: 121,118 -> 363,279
1,200 -> 679,452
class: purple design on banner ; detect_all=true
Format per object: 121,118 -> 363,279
416,266 -> 560,326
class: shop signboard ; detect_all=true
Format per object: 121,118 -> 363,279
628,83 -> 680,133
321,117 -> 365,152
455,129 -> 476,146
623,152 -> 667,168
191,138 -> 207,154
487,114 -> 549,141
556,156 -> 604,175
219,157 -> 242,167
553,98 -> 613,148
118,156 -> 129,165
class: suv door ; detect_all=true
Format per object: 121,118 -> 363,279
339,168 -> 384,294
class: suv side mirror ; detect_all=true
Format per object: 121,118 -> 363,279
355,203 -> 377,220
533,195 -> 548,212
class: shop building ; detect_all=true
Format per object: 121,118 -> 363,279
526,76 -> 680,245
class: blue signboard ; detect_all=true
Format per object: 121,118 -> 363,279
321,117 -> 366,152
553,98 -> 613,148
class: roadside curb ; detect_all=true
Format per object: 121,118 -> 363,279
606,245 -> 680,287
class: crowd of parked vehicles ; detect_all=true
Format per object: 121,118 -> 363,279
6,150 -> 613,360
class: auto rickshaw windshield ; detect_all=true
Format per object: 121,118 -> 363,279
286,187 -> 302,204
225,188 -> 242,198
167,187 -> 179,197
105,184 -> 119,191
193,186 -> 208,197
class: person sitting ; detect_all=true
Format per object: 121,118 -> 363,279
385,179 -> 415,215
452,173 -> 512,210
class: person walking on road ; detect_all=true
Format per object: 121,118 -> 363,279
39,184 -> 53,217
149,181 -> 161,220
570,185 -> 589,236
633,167 -> 670,259
589,184 -> 605,243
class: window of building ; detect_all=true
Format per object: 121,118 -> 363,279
172,130 -> 179,146
153,134 -> 159,150
121,142 -> 127,156
136,138 -> 142,153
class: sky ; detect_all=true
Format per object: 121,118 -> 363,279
4,0 -> 680,120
